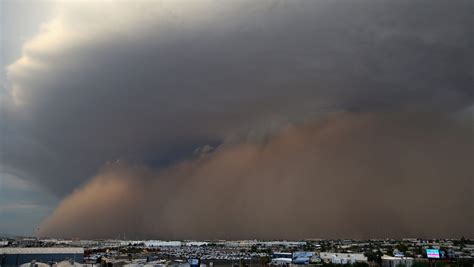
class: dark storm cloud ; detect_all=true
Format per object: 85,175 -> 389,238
1,0 -> 473,237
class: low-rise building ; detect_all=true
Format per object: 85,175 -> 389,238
319,253 -> 367,264
381,255 -> 414,267
0,247 -> 84,266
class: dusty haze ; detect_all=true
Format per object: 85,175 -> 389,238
38,113 -> 474,239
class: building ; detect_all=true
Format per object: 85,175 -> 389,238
271,252 -> 293,265
0,247 -> 84,266
292,252 -> 316,265
319,253 -> 368,264
19,261 -> 50,267
381,255 -> 414,267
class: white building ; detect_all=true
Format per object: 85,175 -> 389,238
270,258 -> 293,265
381,255 -> 414,267
319,253 -> 368,264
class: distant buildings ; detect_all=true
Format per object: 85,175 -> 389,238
1,237 -> 473,266
0,247 -> 84,266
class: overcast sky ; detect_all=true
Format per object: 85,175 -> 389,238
0,0 -> 473,238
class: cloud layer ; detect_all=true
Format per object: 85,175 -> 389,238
1,0 -> 473,238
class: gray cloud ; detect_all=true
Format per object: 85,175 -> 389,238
1,0 -> 473,237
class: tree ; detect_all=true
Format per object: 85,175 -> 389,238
303,242 -> 316,251
354,262 -> 369,267
260,256 -> 271,266
413,262 -> 429,267
396,243 -> 408,253
387,247 -> 394,256
365,250 -> 383,265
250,245 -> 258,253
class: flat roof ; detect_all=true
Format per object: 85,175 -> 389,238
381,256 -> 414,260
0,247 -> 84,254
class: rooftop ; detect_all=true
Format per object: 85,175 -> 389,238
0,247 -> 84,254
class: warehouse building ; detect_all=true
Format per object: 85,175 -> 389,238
0,247 -> 84,266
